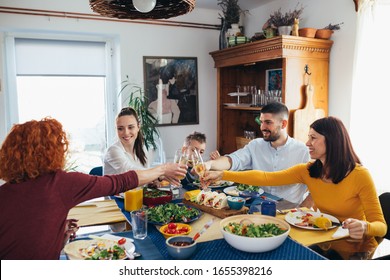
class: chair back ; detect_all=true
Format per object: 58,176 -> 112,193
379,192 -> 390,240
89,166 -> 103,176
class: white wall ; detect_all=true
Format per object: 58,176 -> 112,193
0,0 -> 220,161
244,0 -> 356,128
0,0 -> 357,161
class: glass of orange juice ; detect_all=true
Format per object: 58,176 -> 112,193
124,187 -> 143,212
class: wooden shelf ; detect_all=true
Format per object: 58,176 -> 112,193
224,104 -> 262,111
210,36 -> 333,155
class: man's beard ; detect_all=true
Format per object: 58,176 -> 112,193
262,130 -> 280,142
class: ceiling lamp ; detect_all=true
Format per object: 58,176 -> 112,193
89,0 -> 196,20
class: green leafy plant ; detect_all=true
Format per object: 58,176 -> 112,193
119,76 -> 159,151
218,0 -> 247,26
267,4 -> 304,28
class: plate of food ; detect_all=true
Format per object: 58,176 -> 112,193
146,203 -> 202,225
223,186 -> 240,197
284,210 -> 340,230
64,238 -> 134,260
235,184 -> 264,195
223,184 -> 264,197
193,179 -> 234,189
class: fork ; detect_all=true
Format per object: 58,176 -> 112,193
276,209 -> 289,215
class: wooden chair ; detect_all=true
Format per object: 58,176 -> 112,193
379,192 -> 390,240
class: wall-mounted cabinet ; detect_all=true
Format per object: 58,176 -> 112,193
210,36 -> 333,155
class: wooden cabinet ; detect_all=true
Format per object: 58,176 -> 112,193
210,36 -> 333,154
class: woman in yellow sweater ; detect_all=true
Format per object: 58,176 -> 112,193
204,116 -> 386,239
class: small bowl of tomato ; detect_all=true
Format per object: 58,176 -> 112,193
159,222 -> 192,239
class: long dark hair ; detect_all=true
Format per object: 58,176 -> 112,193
117,107 -> 147,167
308,116 -> 361,184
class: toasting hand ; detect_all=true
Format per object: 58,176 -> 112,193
201,170 -> 224,189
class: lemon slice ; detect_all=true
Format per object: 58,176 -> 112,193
314,216 -> 332,230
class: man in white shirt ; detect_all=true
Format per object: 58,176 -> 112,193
206,102 -> 312,206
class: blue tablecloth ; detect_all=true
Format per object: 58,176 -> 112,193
113,196 -> 326,260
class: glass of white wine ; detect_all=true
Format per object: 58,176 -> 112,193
191,149 -> 209,191
173,148 -> 188,190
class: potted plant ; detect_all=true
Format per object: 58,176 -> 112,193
315,22 -> 344,39
119,76 -> 160,151
217,0 -> 248,48
265,4 -> 304,35
218,0 -> 242,27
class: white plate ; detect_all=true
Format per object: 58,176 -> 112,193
284,210 -> 339,231
223,186 -> 240,196
64,238 -> 135,260
193,180 -> 234,189
228,92 -> 250,97
234,185 -> 265,195
223,186 -> 264,198
114,193 -> 124,199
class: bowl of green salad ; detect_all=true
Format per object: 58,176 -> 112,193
220,214 -> 290,253
143,188 -> 172,207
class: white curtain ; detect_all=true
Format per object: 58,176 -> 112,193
350,0 -> 390,193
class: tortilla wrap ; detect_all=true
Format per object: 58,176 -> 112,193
203,192 -> 218,207
196,190 -> 207,205
212,193 -> 228,209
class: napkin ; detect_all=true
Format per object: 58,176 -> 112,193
331,226 -> 349,239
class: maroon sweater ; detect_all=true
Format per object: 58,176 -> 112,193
0,170 -> 138,260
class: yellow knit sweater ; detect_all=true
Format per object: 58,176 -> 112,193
223,163 -> 387,237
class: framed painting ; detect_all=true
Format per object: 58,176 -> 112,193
143,56 -> 199,126
265,68 -> 282,92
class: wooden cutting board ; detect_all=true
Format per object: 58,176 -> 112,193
67,200 -> 126,227
293,85 -> 325,143
182,199 -> 248,219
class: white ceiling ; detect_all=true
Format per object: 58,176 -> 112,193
195,0 -> 273,11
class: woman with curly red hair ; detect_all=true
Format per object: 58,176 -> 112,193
0,118 -> 186,260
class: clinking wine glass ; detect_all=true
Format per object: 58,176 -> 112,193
191,149 -> 209,190
173,148 -> 188,187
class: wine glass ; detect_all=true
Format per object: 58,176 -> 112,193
173,148 -> 188,191
191,149 -> 209,191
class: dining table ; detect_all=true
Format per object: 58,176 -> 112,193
66,184 -> 390,260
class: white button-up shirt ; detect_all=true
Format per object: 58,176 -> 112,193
103,141 -> 152,175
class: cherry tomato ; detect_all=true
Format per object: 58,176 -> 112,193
168,223 -> 177,230
117,237 -> 126,245
165,228 -> 176,234
179,227 -> 188,233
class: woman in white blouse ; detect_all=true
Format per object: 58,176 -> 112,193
104,107 -> 153,175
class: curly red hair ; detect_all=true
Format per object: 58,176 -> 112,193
0,117 -> 69,183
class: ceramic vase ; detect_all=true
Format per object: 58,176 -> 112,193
219,18 -> 228,49
229,23 -> 241,36
278,26 -> 292,36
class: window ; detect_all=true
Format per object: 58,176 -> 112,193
350,0 -> 390,193
4,36 -> 117,173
